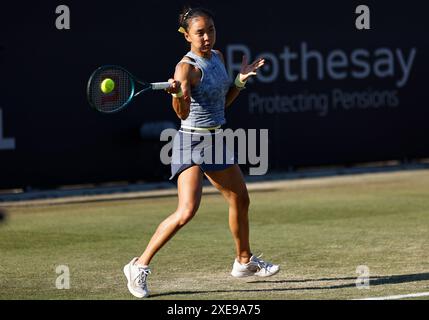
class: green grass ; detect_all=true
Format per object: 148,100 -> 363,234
1,170 -> 429,300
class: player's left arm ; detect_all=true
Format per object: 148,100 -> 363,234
215,50 -> 265,108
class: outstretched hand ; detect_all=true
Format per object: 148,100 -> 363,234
239,55 -> 265,82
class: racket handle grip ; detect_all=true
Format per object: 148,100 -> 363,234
151,82 -> 172,90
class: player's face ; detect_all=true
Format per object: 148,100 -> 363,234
186,16 -> 216,55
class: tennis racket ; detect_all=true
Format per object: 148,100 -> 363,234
87,65 -> 172,113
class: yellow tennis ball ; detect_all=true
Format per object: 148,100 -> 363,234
100,78 -> 115,94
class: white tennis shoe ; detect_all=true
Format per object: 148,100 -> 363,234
123,257 -> 151,298
231,254 -> 280,278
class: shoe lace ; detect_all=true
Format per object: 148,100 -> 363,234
136,267 -> 151,287
252,253 -> 272,271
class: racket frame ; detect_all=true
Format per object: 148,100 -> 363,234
87,65 -> 170,113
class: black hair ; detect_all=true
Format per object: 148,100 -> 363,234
178,6 -> 215,33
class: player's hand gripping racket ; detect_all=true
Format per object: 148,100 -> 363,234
87,65 -> 172,113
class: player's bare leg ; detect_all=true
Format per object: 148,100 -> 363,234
138,165 -> 203,265
124,166 -> 203,298
205,165 -> 251,263
205,164 -> 280,277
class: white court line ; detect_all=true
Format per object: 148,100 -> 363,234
355,292 -> 429,300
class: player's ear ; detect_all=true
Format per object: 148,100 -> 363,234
184,32 -> 192,43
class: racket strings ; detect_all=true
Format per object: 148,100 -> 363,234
88,67 -> 133,113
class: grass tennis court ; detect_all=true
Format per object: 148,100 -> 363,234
1,169 -> 428,300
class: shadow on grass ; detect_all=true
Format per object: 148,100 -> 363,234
149,273 -> 429,298
248,273 -> 429,285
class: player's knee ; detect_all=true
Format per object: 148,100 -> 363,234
176,204 -> 199,226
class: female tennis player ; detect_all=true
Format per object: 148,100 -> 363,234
123,7 -> 279,298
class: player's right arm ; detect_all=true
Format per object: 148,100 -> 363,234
167,62 -> 192,120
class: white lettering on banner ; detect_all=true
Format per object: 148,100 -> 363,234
248,89 -> 399,117
226,43 -> 416,88
249,92 -> 330,117
0,109 -> 16,150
